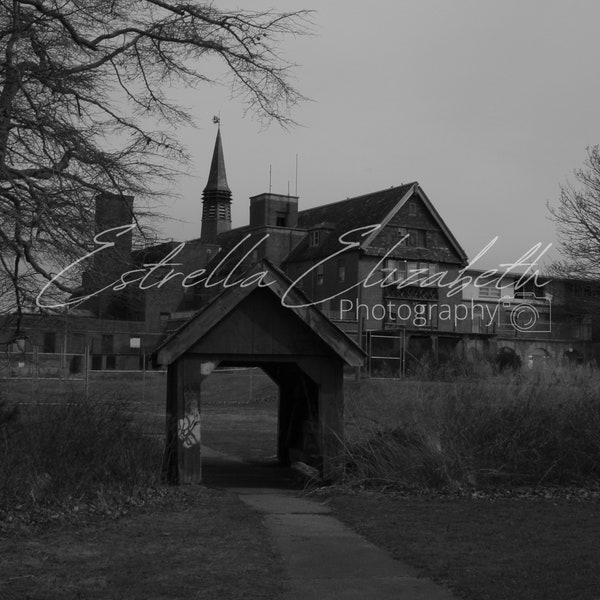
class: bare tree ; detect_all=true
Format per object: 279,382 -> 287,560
549,145 -> 600,280
0,0 -> 309,329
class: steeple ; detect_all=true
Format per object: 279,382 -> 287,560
200,125 -> 232,243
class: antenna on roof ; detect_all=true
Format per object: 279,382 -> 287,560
269,164 -> 272,193
295,154 -> 299,196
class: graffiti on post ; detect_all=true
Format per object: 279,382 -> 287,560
177,407 -> 200,449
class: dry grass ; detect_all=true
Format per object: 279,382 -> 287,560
343,364 -> 600,490
0,397 -> 163,512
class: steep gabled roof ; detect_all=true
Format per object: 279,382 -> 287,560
285,183 -> 416,262
154,259 -> 365,367
360,184 -> 468,263
285,182 -> 468,265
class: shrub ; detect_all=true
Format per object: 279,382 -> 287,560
0,397 -> 162,510
343,365 -> 600,490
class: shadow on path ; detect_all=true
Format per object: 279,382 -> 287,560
201,446 -> 302,491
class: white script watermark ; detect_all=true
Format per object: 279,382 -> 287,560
35,223 -> 552,311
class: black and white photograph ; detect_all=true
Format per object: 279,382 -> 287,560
1,1 -> 599,598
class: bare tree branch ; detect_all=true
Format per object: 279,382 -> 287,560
0,0 -> 311,315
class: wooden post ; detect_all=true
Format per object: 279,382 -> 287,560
299,358 -> 345,481
163,357 -> 218,484
163,361 -> 178,484
164,356 -> 203,484
318,362 -> 345,481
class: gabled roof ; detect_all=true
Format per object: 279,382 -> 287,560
285,182 -> 468,265
360,184 -> 468,263
154,259 -> 365,367
285,183 -> 416,262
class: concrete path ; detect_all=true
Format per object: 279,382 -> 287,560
202,447 -> 460,600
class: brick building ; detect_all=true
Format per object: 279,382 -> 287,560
1,127 -> 597,374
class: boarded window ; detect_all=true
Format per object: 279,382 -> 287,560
69,355 -> 82,374
316,264 -> 324,285
43,332 -> 56,353
337,260 -> 346,283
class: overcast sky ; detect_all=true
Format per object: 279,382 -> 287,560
159,1 -> 600,271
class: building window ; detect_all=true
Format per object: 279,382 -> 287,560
406,262 -> 436,285
316,264 -> 324,285
69,355 -> 82,374
426,230 -> 436,248
479,285 -> 501,299
337,260 -> 346,283
43,332 -> 56,353
276,212 -> 287,227
382,259 -> 406,283
309,230 -> 320,248
407,261 -> 420,282
8,337 -> 26,353
423,263 -> 438,286
408,200 -> 417,216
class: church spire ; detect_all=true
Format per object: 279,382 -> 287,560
203,126 -> 231,194
200,123 -> 232,243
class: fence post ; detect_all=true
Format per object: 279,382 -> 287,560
83,345 -> 89,402
401,329 -> 406,377
142,352 -> 146,404
32,345 -> 39,402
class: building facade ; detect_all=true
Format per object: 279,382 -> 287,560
1,128 -> 598,376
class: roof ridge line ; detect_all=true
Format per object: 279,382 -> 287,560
298,182 -> 418,214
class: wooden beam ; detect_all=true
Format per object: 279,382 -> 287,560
297,357 -> 345,481
155,262 -> 365,368
162,356 -> 204,484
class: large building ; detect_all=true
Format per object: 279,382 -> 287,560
1,128 -> 597,376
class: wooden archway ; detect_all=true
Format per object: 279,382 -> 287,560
154,261 -> 365,484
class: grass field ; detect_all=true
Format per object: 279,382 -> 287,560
328,492 -> 600,600
3,367 -> 600,599
0,370 -> 283,600
197,373 -> 600,600
0,486 -> 285,600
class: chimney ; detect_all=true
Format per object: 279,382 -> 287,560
249,193 -> 299,228
89,192 -> 134,317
